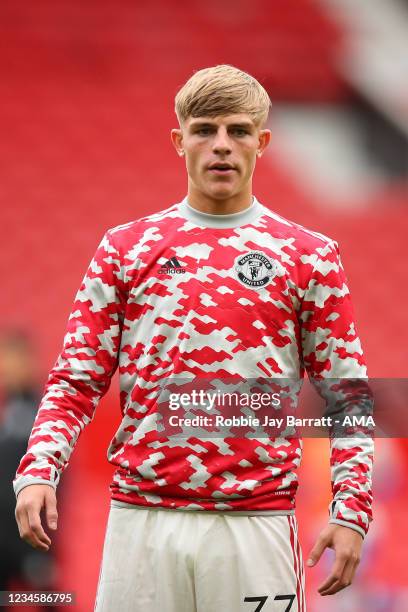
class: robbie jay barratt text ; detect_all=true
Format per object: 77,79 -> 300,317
166,414 -> 376,429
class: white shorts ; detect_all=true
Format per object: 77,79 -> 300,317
95,504 -> 305,612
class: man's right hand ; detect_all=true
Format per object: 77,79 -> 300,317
15,484 -> 58,551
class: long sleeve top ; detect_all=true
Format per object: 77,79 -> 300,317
13,196 -> 373,538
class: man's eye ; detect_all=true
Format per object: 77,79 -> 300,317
197,128 -> 212,136
232,129 -> 248,136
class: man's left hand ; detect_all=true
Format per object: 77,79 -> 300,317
306,524 -> 363,596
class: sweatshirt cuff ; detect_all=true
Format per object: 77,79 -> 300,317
328,498 -> 371,537
13,477 -> 57,499
328,518 -> 366,539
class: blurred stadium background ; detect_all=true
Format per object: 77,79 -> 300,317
0,1 -> 407,610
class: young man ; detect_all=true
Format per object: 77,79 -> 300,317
14,65 -> 373,611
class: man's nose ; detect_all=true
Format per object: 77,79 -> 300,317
212,128 -> 232,154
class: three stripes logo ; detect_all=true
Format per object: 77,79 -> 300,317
158,256 -> 186,274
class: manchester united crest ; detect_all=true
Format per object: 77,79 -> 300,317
234,251 -> 277,288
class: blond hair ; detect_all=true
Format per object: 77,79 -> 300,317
175,64 -> 271,128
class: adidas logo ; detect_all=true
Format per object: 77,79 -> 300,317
158,256 -> 186,274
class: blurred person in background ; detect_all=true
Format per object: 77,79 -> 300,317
0,329 -> 57,610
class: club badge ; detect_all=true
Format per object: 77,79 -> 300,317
234,251 -> 277,288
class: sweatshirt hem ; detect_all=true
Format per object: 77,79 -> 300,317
110,498 -> 295,516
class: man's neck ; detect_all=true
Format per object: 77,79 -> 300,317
186,187 -> 253,215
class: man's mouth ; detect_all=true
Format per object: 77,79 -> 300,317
208,163 -> 236,175
209,168 -> 235,175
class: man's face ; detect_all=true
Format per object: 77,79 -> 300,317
171,114 -> 271,201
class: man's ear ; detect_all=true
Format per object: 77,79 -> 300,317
256,129 -> 272,158
171,128 -> 184,157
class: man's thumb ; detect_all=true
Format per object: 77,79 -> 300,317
307,536 -> 327,567
45,492 -> 58,530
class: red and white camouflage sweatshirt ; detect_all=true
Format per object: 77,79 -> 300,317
13,196 -> 373,537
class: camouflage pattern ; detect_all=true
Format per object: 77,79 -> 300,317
13,197 -> 373,537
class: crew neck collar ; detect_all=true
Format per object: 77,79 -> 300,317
178,195 -> 264,229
